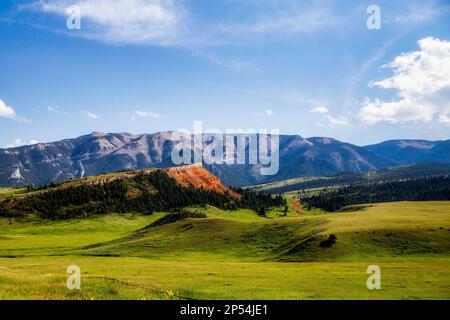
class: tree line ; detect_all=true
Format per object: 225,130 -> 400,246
299,175 -> 450,212
0,170 -> 285,219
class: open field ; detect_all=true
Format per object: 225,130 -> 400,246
1,256 -> 448,300
0,202 -> 449,299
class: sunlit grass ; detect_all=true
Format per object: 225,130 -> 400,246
0,201 -> 449,299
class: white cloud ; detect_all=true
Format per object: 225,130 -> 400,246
34,0 -> 186,45
0,99 -> 30,122
30,0 -> 348,47
310,106 -> 329,114
135,110 -> 161,119
82,110 -> 99,119
393,1 -> 444,25
360,37 -> 450,126
438,113 -> 450,125
309,105 -> 349,127
0,99 -> 16,119
218,4 -> 342,39
190,49 -> 255,71
6,138 -> 39,148
326,115 -> 350,127
47,106 -> 58,112
255,109 -> 274,118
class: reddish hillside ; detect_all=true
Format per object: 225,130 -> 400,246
166,163 -> 240,198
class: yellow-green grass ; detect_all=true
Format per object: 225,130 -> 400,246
0,187 -> 28,198
0,256 -> 448,300
0,213 -> 161,257
0,201 -> 449,299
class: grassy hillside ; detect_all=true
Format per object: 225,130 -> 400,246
298,176 -> 450,212
251,163 -> 450,194
0,201 -> 449,299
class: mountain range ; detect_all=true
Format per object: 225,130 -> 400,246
0,131 -> 449,187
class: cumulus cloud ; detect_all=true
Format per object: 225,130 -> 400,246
0,99 -> 16,119
7,138 -> 39,148
47,106 -> 58,112
310,106 -> 329,114
34,0 -> 186,45
81,110 -> 99,119
360,37 -> 450,126
135,110 -> 161,119
0,99 -> 30,122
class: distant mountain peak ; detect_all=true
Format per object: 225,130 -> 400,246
90,131 -> 106,137
0,132 -> 448,187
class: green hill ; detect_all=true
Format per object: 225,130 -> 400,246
0,166 -> 449,300
74,202 -> 450,262
0,201 -> 449,299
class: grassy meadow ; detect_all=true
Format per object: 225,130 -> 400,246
0,201 -> 449,299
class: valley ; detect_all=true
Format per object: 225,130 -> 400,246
0,163 -> 448,300
0,201 -> 449,300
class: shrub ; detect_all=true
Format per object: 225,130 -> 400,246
320,234 -> 337,248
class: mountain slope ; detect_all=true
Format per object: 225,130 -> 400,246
273,136 -> 395,181
0,132 -> 448,187
251,163 -> 450,193
365,139 -> 450,164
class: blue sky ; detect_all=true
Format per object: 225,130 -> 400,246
1,0 -> 450,147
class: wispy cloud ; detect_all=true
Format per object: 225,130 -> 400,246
26,0 -> 349,46
81,110 -> 99,119
135,110 -> 161,119
20,0 -> 358,72
310,104 -> 351,127
190,49 -> 255,71
217,3 -> 341,40
256,109 -> 274,118
392,0 -> 447,25
326,115 -> 350,127
29,0 -> 187,45
47,106 -> 58,112
310,105 -> 329,114
7,138 -> 39,148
